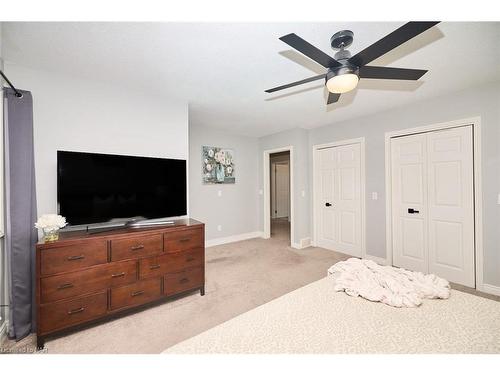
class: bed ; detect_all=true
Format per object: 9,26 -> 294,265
163,276 -> 500,354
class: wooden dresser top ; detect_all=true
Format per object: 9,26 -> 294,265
37,218 -> 204,249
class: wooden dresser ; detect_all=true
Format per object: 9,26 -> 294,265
36,218 -> 204,348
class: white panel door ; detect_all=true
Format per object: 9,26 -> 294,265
275,163 -> 290,218
316,143 -> 362,257
427,126 -> 474,287
391,134 -> 428,273
391,126 -> 475,287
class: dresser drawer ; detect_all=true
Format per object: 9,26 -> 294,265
139,254 -> 169,280
40,240 -> 108,276
39,291 -> 107,334
164,267 -> 203,296
164,248 -> 204,273
110,278 -> 162,310
41,260 -> 137,303
110,234 -> 162,261
164,228 -> 203,253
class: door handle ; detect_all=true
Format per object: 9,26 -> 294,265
408,208 -> 420,214
325,202 -> 332,207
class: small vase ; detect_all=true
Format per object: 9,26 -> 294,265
216,164 -> 225,183
43,228 -> 60,242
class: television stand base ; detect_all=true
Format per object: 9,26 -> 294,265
127,220 -> 175,228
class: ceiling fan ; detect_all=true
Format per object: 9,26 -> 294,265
265,21 -> 440,105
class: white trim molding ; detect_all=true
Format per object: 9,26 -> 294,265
205,231 -> 263,248
263,146 -> 295,246
292,237 -> 312,250
384,116 -> 484,290
312,137 -> 367,259
479,283 -> 500,297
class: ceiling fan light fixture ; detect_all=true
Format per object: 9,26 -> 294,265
326,66 -> 359,94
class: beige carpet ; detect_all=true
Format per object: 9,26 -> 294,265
2,219 -> 349,354
164,276 -> 500,354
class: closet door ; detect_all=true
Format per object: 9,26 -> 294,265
391,126 -> 475,287
427,126 -> 474,287
316,143 -> 362,257
391,134 -> 429,273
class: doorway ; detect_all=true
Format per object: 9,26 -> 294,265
263,146 -> 295,247
270,151 -> 290,241
312,138 -> 366,258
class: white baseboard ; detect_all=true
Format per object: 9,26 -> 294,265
292,237 -> 312,250
206,231 -> 263,248
363,254 -> 389,266
478,283 -> 500,297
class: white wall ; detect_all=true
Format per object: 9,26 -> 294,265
189,123 -> 260,241
4,64 -> 188,220
308,81 -> 500,287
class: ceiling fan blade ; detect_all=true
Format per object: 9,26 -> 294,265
359,66 -> 428,80
349,22 -> 440,67
327,92 -> 341,105
265,74 -> 325,93
280,33 -> 342,69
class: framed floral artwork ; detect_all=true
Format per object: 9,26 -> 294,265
202,146 -> 235,184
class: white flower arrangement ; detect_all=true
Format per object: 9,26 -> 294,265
35,214 -> 67,231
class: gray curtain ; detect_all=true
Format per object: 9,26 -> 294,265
4,87 -> 38,340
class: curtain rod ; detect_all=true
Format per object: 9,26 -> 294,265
0,69 -> 23,98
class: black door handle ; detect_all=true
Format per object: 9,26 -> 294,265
408,208 -> 420,214
325,202 -> 332,207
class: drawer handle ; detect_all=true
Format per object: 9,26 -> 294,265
179,238 -> 190,243
67,307 -> 85,315
111,272 -> 125,278
150,264 -> 161,270
131,244 -> 145,251
131,290 -> 144,297
57,283 -> 74,290
186,257 -> 196,262
67,255 -> 85,261
179,278 -> 189,284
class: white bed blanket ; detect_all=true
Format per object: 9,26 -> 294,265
328,258 -> 450,307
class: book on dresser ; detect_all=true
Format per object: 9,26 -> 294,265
35,218 -> 205,349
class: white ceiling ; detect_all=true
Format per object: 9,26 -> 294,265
2,22 -> 500,137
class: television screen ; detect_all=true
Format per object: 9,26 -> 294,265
57,151 -> 187,226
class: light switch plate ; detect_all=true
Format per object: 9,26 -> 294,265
217,190 -> 222,197
497,193 -> 500,205
372,192 -> 378,200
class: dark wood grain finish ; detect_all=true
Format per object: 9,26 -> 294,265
164,248 -> 204,273
164,227 -> 203,253
164,267 -> 204,296
40,260 -> 137,303
110,277 -> 162,310
40,240 -> 107,276
36,219 -> 205,348
39,291 -> 107,334
110,233 -> 162,261
139,248 -> 203,279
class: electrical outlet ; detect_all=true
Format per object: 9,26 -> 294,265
217,225 -> 222,231
259,189 -> 263,195
497,193 -> 500,205
301,190 -> 305,197
217,190 -> 222,197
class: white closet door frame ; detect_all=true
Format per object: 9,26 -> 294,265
312,137 -> 366,259
384,117 -> 485,291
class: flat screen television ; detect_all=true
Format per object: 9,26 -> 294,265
57,151 -> 187,226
